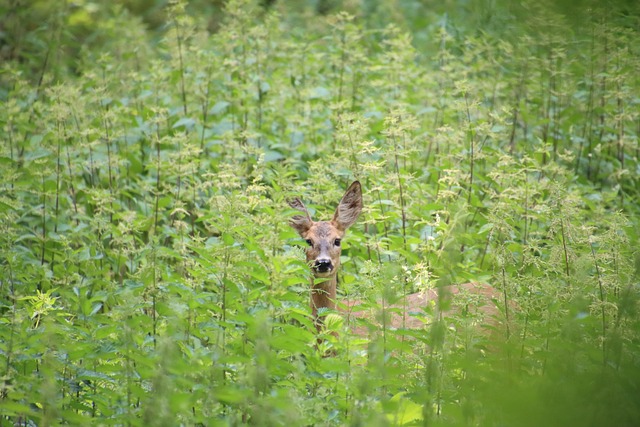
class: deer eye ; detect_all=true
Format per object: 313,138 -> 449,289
334,239 -> 341,247
305,239 -> 313,247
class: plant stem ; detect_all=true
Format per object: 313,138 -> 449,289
501,265 -> 511,342
464,92 -> 475,204
62,122 -> 79,223
41,173 -> 46,271
391,134 -> 407,251
174,16 -> 188,116
590,240 -> 607,366
560,218 -> 570,278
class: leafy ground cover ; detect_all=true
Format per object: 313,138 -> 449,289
1,0 -> 639,425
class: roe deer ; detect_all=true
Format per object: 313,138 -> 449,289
289,181 -> 508,336
289,181 -> 363,331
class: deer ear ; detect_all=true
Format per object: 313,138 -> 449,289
288,198 -> 313,236
333,181 -> 362,231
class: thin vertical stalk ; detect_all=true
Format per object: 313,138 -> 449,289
337,27 -> 346,105
151,248 -> 158,349
2,265 -> 17,384
62,123 -> 79,223
550,49 -> 558,160
464,93 -> 475,204
100,87 -> 115,232
375,189 -> 389,241
255,45 -> 264,147
540,44 -> 551,166
541,311 -> 551,376
153,122 -> 162,236
501,265 -> 511,342
391,134 -> 407,251
615,54 -> 625,209
594,30 -> 608,179
580,23 -> 597,178
50,131 -> 62,271
590,240 -> 607,366
174,16 -> 188,116
221,251 -> 231,383
19,48 -> 50,163
239,20 -> 249,135
560,218 -> 570,279
200,66 -> 213,153
54,135 -> 61,232
511,55 -> 529,155
40,173 -> 47,270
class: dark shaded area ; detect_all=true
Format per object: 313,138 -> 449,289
2,0 -> 638,84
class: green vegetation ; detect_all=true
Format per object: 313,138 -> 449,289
1,0 -> 639,425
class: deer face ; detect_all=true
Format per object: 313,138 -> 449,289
301,221 -> 345,276
289,181 -> 363,278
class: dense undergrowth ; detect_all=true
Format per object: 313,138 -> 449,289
1,0 -> 640,425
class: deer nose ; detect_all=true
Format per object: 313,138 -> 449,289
314,259 -> 333,273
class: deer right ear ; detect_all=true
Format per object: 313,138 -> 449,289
332,181 -> 363,231
288,198 -> 313,236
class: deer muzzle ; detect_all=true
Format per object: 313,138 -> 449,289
313,258 -> 333,274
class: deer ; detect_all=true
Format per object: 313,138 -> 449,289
288,180 -> 509,338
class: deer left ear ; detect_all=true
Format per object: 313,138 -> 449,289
333,181 -> 362,231
288,198 -> 313,236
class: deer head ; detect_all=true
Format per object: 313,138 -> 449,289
288,181 -> 363,324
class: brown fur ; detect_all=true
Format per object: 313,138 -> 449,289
343,283 -> 505,337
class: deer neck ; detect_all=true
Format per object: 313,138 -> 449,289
310,274 -> 337,321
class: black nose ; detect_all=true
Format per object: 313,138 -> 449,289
314,259 -> 332,273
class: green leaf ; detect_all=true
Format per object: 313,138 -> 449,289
210,101 -> 230,115
385,392 -> 423,425
173,117 -> 196,130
